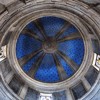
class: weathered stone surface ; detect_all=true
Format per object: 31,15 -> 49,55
0,0 -> 17,5
82,0 -> 100,4
0,0 -> 100,100
0,3 -> 5,14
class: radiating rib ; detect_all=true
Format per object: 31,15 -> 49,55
89,34 -> 97,40
27,53 -> 45,77
18,84 -> 28,99
18,48 -> 42,67
56,50 -> 79,72
66,89 -> 73,100
52,53 -> 68,80
57,32 -> 81,43
33,19 -> 47,39
55,22 -> 71,39
81,77 -> 91,91
5,71 -> 14,84
22,28 -> 42,41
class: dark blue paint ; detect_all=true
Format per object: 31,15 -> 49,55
16,16 -> 84,83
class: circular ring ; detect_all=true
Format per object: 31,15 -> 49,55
7,8 -> 93,92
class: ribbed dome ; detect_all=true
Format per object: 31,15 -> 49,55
0,1 -> 100,100
16,16 -> 84,83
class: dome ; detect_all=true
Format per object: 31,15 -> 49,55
0,0 -> 100,100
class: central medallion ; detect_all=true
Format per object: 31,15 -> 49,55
42,37 -> 57,53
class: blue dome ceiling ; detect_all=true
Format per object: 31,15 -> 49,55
16,16 -> 84,83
